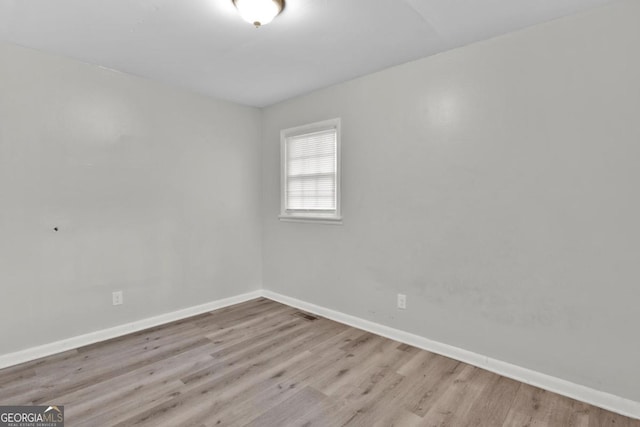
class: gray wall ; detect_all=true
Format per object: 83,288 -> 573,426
1,0 -> 638,405
0,42 -> 262,354
261,0 -> 640,402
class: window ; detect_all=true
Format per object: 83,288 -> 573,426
280,118 -> 341,223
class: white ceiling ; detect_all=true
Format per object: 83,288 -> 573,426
0,0 -> 614,107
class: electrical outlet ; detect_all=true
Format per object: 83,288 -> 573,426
112,291 -> 123,306
397,293 -> 406,310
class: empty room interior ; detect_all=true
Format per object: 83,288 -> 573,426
1,0 -> 639,425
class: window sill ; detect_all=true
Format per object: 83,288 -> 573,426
279,215 -> 343,225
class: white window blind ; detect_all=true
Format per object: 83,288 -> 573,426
281,119 -> 341,222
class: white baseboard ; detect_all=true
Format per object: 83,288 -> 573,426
0,290 -> 262,371
262,290 -> 640,420
2,288 -> 638,420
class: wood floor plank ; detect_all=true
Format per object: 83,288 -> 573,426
550,396 -> 591,427
0,332 -> 211,404
502,383 -> 565,427
113,319 -> 345,426
180,318 -> 340,390
334,366 -> 408,426
459,374 -> 521,427
0,298 -> 637,427
373,409 -> 424,427
310,334 -> 392,396
115,348 -> 317,426
80,380 -> 185,427
285,388 -> 358,427
399,353 -> 465,417
209,331 -> 361,426
242,386 -> 328,427
224,334 -> 367,424
29,336 -> 214,404
203,303 -> 296,343
419,364 -> 496,426
207,350 -> 334,426
58,345 -> 217,420
589,406 -> 636,427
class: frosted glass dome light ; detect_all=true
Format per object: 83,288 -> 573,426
233,0 -> 284,28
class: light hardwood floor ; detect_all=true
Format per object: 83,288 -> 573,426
0,298 -> 638,426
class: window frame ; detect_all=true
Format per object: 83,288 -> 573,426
280,118 -> 342,224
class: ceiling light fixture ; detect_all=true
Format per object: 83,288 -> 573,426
233,0 -> 284,28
